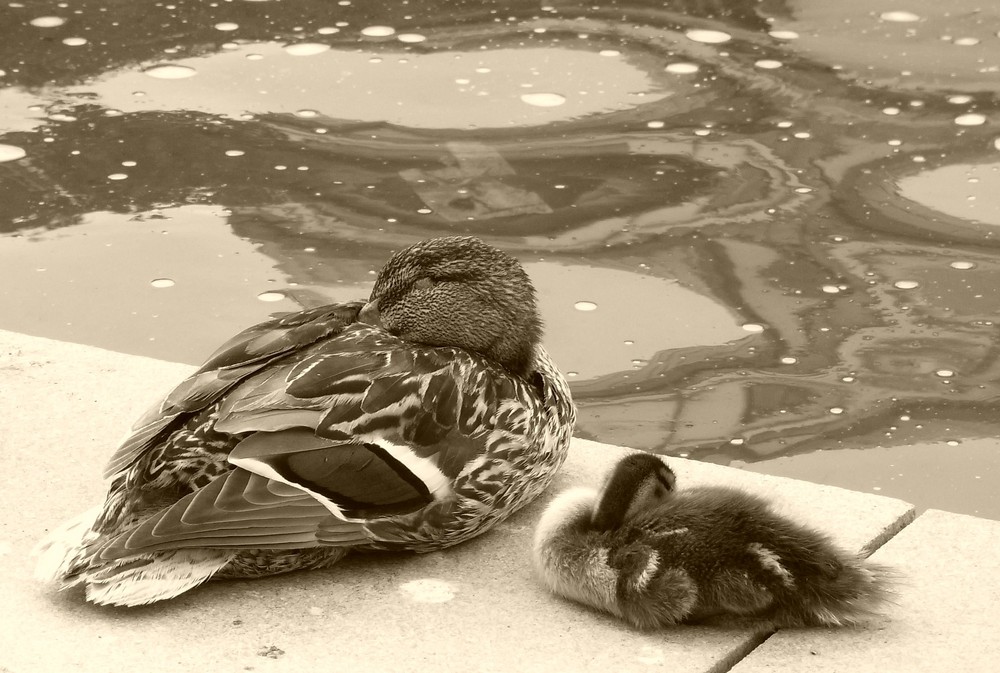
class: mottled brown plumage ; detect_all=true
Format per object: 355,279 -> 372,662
533,454 -> 894,629
35,236 -> 575,606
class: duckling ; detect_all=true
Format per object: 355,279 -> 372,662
35,236 -> 576,606
532,453 -> 893,629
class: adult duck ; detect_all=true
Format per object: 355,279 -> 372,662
533,453 -> 892,629
36,236 -> 576,606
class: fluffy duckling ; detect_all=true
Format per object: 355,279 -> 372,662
35,236 -> 575,606
533,453 -> 893,629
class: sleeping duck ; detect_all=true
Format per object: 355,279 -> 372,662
532,453 -> 893,629
35,236 -> 576,606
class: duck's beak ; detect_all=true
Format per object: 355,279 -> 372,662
358,298 -> 382,327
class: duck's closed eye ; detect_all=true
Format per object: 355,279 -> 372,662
412,277 -> 436,291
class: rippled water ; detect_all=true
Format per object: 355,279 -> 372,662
1,0 -> 998,519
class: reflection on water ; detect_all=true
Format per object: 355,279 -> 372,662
1,0 -> 998,519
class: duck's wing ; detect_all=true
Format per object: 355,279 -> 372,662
102,302 -> 364,479
95,328 -> 522,559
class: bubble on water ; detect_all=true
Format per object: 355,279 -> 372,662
954,37 -> 980,46
225,150 -> 245,157
741,323 -> 765,333
143,64 -> 198,79
888,139 -> 902,146
107,173 -> 128,180
955,114 -> 986,126
950,260 -> 976,270
946,439 -> 960,447
574,301 -> 598,312
647,121 -> 665,128
882,107 -> 901,116
285,43 -> 331,56
62,37 -> 88,46
399,578 -> 456,603
947,95 -> 973,104
776,121 -> 793,128
994,138 -> 1000,151
841,375 -> 855,383
729,438 -> 745,446
769,30 -> 799,40
520,93 -> 566,107
755,60 -> 783,69
48,113 -> 77,122
318,27 -> 340,35
880,11 -> 920,22
685,29 -> 731,44
121,161 -> 137,167
246,53 -> 264,60
150,278 -> 175,288
397,33 -> 427,43
475,67 -> 491,74
599,49 -> 621,57
0,145 -> 27,162
295,109 -> 319,118
780,356 -> 797,364
30,16 -> 66,27
822,285 -> 841,294
935,369 -> 955,378
665,62 -> 699,74
361,25 -> 395,37
829,407 -> 844,415
893,280 -> 919,289
214,22 -> 239,31
257,291 -> 286,302
793,132 -> 812,139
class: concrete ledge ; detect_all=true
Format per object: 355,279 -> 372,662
1,330 -> 919,672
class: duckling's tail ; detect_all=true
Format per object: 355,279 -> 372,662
770,555 -> 896,627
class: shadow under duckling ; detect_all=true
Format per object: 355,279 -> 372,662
532,453 -> 894,629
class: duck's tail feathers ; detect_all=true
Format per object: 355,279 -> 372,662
82,549 -> 234,607
780,558 -> 898,627
33,505 -> 104,587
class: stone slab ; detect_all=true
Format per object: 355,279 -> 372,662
730,508 -> 1000,673
0,329 -> 915,673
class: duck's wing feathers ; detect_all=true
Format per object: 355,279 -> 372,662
96,327 -> 522,559
102,302 -> 364,479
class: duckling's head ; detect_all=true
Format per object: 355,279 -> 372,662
359,236 -> 542,376
591,453 -> 676,532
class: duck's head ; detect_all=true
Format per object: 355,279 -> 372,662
591,453 -> 676,532
358,236 -> 542,376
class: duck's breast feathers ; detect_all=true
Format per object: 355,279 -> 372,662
102,302 -> 364,480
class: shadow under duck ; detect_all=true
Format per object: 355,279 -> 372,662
533,453 -> 893,629
36,236 -> 575,606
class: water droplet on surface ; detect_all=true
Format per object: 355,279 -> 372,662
143,64 -> 198,79
599,49 -> 621,57
880,11 -> 921,22
741,323 -> 765,333
829,407 -> 844,415
769,30 -> 799,40
947,95 -> 973,104
822,285 -> 841,294
361,25 -> 396,37
946,440 -> 960,447
397,33 -> 426,43
150,278 -> 175,288
955,114 -> 986,126
284,43 -> 331,56
574,301 -> 598,312
647,121 -> 664,128
225,150 -> 245,157
62,37 -> 87,46
950,261 -> 976,270
665,63 -> 699,74
729,438 -> 745,446
893,280 -> 919,290
882,107 -> 901,116
214,22 -> 239,31
954,37 -> 979,46
30,16 -> 66,27
685,29 -> 731,44
520,93 -> 566,107
755,60 -> 783,69
257,291 -> 286,302
0,145 -> 26,162
317,27 -> 340,35
935,369 -> 955,378
399,578 -> 456,603
107,173 -> 128,181
781,356 -> 798,364
295,109 -> 319,118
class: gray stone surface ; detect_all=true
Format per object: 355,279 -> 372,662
1,329 -> 916,673
730,508 -> 1000,673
